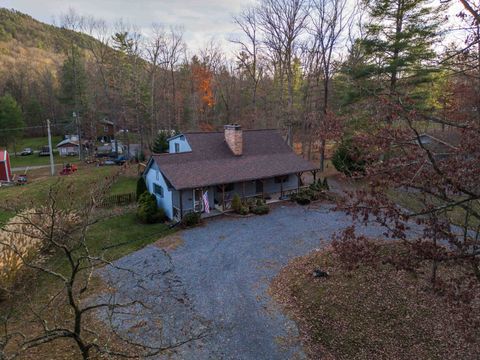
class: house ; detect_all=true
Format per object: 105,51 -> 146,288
0,150 -> 12,182
56,136 -> 80,157
96,119 -> 115,142
143,125 -> 319,221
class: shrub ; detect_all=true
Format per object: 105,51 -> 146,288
296,194 -> 311,205
256,198 -> 265,206
252,204 -> 270,215
232,193 -> 242,213
332,139 -> 365,176
322,177 -> 330,190
137,192 -> 165,224
246,197 -> 257,211
239,206 -> 249,215
136,177 -> 147,199
182,212 -> 201,227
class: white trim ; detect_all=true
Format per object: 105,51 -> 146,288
4,150 -> 10,182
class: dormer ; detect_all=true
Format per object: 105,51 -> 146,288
168,134 -> 192,153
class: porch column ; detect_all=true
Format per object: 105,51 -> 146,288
179,189 -> 183,219
261,179 -> 266,199
222,184 -> 226,211
280,177 -> 283,198
242,181 -> 246,200
297,172 -> 303,191
312,170 -> 317,182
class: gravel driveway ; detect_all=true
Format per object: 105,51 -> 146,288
100,203 -> 418,359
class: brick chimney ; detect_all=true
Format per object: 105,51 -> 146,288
224,124 -> 243,156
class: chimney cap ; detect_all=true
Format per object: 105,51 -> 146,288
224,124 -> 242,130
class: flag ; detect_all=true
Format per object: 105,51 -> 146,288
202,191 -> 210,213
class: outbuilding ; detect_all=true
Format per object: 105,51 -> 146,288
0,149 -> 12,182
56,138 -> 80,157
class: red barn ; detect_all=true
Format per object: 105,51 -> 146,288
0,150 -> 12,182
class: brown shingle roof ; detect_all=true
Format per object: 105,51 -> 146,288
151,129 -> 318,190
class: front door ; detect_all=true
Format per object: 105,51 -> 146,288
194,189 -> 203,212
255,180 -> 263,195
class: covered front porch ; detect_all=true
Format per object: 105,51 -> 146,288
171,170 -> 320,221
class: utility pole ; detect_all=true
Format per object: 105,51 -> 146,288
47,119 -> 55,176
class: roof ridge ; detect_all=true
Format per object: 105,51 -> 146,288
182,128 -> 280,135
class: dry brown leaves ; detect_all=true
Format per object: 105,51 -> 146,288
270,246 -> 480,360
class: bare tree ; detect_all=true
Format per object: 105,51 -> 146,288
309,0 -> 355,170
257,0 -> 309,146
161,27 -> 186,131
0,179 -> 206,359
232,7 -> 264,127
146,23 -> 166,137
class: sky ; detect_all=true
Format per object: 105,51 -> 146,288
2,0 -> 255,54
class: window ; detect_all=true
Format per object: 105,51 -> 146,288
174,143 -> 180,153
274,175 -> 289,183
103,125 -> 109,133
153,183 -> 163,198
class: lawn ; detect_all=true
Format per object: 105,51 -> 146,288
0,210 -> 13,226
8,152 -> 78,168
270,247 -> 480,359
109,175 -> 137,195
7,135 -> 63,153
43,210 -> 173,276
0,165 -> 118,209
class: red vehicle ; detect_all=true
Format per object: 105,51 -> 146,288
59,163 -> 78,176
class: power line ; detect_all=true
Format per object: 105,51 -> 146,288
0,121 -> 73,132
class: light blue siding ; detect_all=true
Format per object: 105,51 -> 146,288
168,135 -> 192,153
144,162 -> 174,220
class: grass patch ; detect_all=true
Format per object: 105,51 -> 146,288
86,211 -> 172,262
388,189 -> 480,229
8,152 -> 79,168
7,135 -> 63,154
270,246 -> 480,359
109,175 -> 137,196
0,210 -> 14,226
0,165 -> 118,209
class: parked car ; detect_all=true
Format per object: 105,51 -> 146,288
39,146 -> 50,156
20,148 -> 33,156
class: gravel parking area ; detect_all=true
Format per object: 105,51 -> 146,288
100,203 -> 417,359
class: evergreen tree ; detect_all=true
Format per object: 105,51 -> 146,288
361,0 -> 446,94
151,131 -> 175,153
0,94 -> 25,148
59,46 -> 87,114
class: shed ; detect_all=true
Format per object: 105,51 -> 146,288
0,150 -> 12,182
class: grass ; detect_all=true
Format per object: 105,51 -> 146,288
43,210 -> 173,277
270,247 -> 480,359
388,189 -> 480,229
0,165 -> 118,209
7,135 -> 62,154
0,210 -> 14,226
109,175 -> 137,196
8,152 -> 79,168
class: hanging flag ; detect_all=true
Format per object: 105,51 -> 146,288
202,191 -> 210,214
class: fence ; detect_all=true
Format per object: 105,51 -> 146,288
100,192 -> 136,208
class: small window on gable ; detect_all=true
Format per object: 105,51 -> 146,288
104,125 -> 109,132
274,175 -> 289,183
175,143 -> 180,153
154,183 -> 163,198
